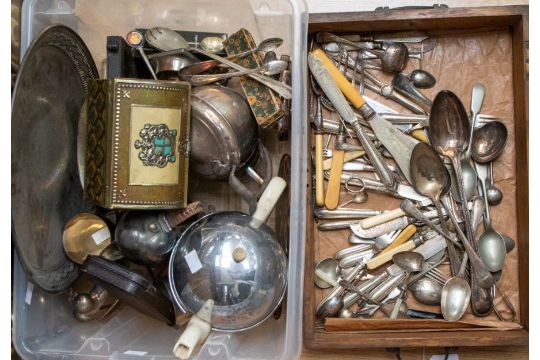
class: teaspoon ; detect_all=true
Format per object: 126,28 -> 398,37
475,163 -> 507,272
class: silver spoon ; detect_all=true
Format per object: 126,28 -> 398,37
409,142 -> 461,276
188,60 -> 287,86
145,27 -> 189,51
471,121 -> 508,163
410,277 -> 443,306
408,69 -> 436,89
389,251 -> 425,318
190,47 -> 292,99
317,32 -> 409,72
456,83 -> 485,203
486,162 -> 503,205
232,37 -> 284,59
475,163 -> 507,272
472,121 -> 507,206
441,252 -> 471,321
314,258 -> 340,289
200,36 -> 225,53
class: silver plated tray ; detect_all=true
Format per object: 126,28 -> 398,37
12,25 -> 98,292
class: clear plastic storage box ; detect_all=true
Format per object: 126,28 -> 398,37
13,0 -> 308,359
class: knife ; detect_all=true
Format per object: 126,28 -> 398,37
311,49 -> 418,183
308,52 -> 396,188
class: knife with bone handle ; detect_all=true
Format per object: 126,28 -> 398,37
311,49 -> 419,183
348,208 -> 442,237
308,52 -> 396,188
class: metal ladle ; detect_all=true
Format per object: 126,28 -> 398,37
475,163 -> 507,272
409,142 -> 461,276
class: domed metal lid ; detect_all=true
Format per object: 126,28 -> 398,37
168,211 -> 287,332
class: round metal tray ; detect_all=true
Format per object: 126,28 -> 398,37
12,25 -> 98,292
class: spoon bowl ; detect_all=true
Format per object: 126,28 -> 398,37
487,185 -> 503,205
477,229 -> 507,272
410,277 -> 442,306
145,27 -> 189,51
502,234 -> 516,253
392,251 -> 425,273
471,121 -> 508,163
376,42 -> 409,72
441,276 -> 471,321
317,296 -> 343,318
409,69 -> 436,89
200,36 -> 225,53
475,163 -> 507,272
314,258 -> 339,289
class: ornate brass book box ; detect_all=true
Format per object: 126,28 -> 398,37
84,78 -> 190,209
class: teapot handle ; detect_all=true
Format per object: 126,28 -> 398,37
249,177 -> 287,229
228,141 -> 273,215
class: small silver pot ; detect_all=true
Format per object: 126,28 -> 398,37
190,86 -> 272,212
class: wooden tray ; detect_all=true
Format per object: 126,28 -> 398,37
304,5 -> 528,349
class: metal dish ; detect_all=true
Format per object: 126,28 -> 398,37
11,25 -> 98,292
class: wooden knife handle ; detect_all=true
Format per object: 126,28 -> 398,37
324,149 -> 345,210
411,129 -> 429,143
314,133 -> 325,206
323,149 -> 365,171
379,224 -> 417,255
360,208 -> 406,229
312,49 -> 366,109
367,240 -> 417,270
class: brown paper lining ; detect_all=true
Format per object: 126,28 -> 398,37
311,29 -> 520,329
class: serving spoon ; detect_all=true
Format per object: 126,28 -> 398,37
409,142 -> 461,276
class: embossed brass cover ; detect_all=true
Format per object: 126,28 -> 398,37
85,78 -> 190,209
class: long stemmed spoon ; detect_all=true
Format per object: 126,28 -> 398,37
457,83 -> 486,203
441,252 -> 471,321
143,27 -> 291,98
440,196 -> 494,316
409,142 -> 461,276
429,91 -> 478,257
188,59 -> 287,86
474,163 -> 507,272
